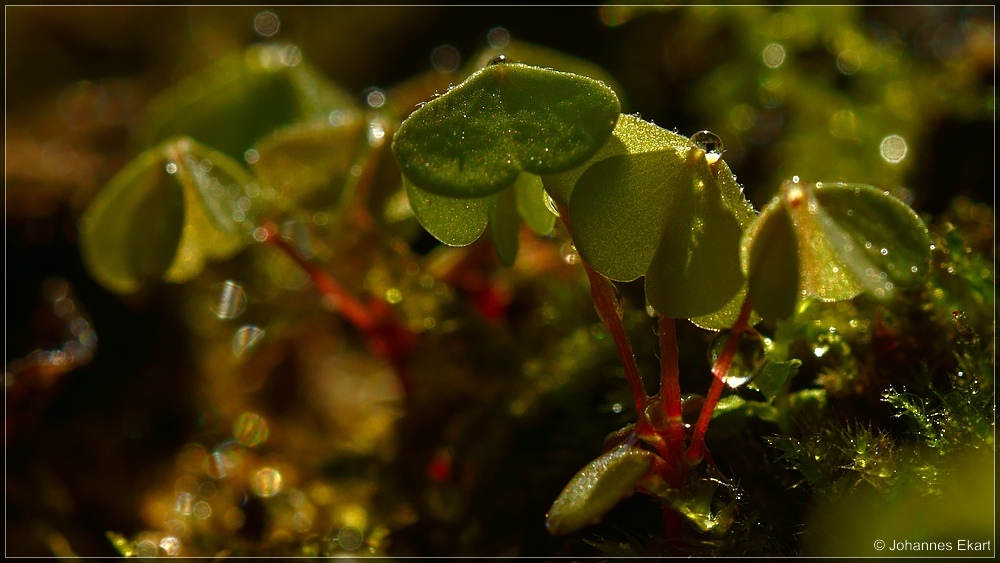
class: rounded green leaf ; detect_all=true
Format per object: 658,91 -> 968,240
513,172 -> 557,236
403,176 -> 494,247
144,44 -> 358,161
543,113 -> 673,207
80,137 -> 252,294
251,112 -> 366,209
743,180 -> 932,321
745,197 -> 799,323
489,187 -> 520,267
545,445 -> 654,537
462,39 -> 629,112
569,124 -> 751,320
392,61 -> 620,198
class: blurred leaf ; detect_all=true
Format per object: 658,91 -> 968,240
748,359 -> 801,403
80,137 -> 252,294
545,444 -> 653,536
143,43 -> 358,161
744,180 -> 932,321
250,111 -> 366,209
392,61 -> 620,198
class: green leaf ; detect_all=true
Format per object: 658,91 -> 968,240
745,198 -> 799,322
545,445 -> 654,537
489,186 -> 520,266
250,112 -> 366,209
403,175 -> 493,247
392,61 -> 620,198
462,39 -> 629,113
143,44 -> 358,161
514,172 -> 557,236
744,180 -> 932,321
711,395 -> 779,424
80,137 -> 252,294
748,359 -> 802,403
569,123 -> 750,320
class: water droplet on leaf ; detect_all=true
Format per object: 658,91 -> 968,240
690,130 -> 724,159
488,54 -> 509,66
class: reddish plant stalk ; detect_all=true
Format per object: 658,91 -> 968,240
559,207 -> 647,415
262,222 -> 375,332
685,298 -> 754,464
658,316 -> 684,449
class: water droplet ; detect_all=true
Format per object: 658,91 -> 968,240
645,302 -> 658,317
366,89 -> 386,108
233,412 -> 270,447
252,467 -> 282,498
865,242 -> 872,249
337,526 -> 364,550
136,540 -> 157,559
762,43 -> 785,68
791,175 -> 800,184
709,330 -> 767,388
367,119 -> 386,147
880,135 -> 907,163
910,265 -> 919,273
211,281 -> 247,319
488,54 -> 509,66
880,248 -> 888,255
165,162 -> 178,174
487,26 -> 510,49
690,130 -> 724,160
159,537 -> 180,556
559,242 -> 579,265
254,10 -> 280,37
194,500 -> 212,520
611,403 -> 623,414
836,50 -> 862,75
542,192 -> 560,217
232,325 -> 265,359
431,44 -> 460,73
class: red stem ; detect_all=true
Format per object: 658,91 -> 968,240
685,298 -> 754,464
262,222 -> 375,332
658,316 -> 684,448
559,206 -> 647,415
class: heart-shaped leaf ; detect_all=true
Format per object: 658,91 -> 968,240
143,43 -> 358,161
403,175 -> 494,247
545,444 -> 654,537
568,120 -> 755,321
743,180 -> 932,322
80,137 -> 254,294
392,61 -> 620,198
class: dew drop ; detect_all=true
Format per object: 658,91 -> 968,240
880,248 -> 888,255
232,325 -> 265,359
709,330 -> 767,388
791,175 -> 800,184
233,412 -> 270,448
253,10 -> 280,37
543,192 -> 560,217
880,135 -> 907,163
559,242 -> 579,265
211,280 -> 247,320
610,283 -> 625,321
910,265 -> 919,273
166,162 -> 178,174
690,130 -> 724,161
252,467 -> 282,498
645,302 -> 658,317
865,242 -> 872,249
488,54 -> 509,66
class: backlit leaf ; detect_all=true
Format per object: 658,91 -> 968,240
489,187 -> 520,266
513,172 -> 556,236
392,61 -> 620,198
744,179 -> 932,321
545,444 -> 654,536
569,123 -> 750,320
80,137 -> 252,294
403,175 -> 493,247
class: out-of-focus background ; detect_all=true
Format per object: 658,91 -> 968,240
6,6 -> 994,557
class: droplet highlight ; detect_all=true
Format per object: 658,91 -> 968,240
211,281 -> 247,320
232,325 -> 265,359
709,330 -> 767,388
